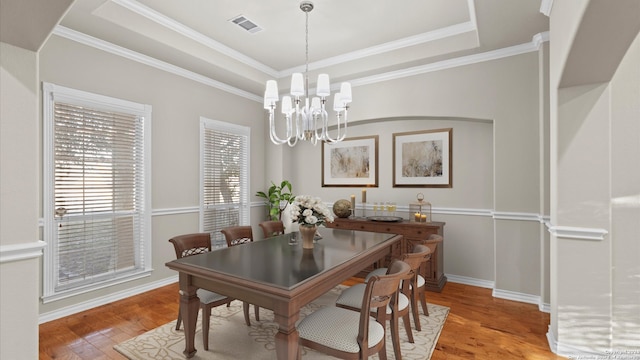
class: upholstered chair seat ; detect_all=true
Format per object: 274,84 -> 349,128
297,307 -> 385,354
297,260 -> 411,360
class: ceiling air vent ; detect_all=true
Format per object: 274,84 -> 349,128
229,15 -> 262,34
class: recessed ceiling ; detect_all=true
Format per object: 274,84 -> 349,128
51,0 -> 548,98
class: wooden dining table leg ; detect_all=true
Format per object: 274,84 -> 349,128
273,308 -> 301,360
179,274 -> 200,358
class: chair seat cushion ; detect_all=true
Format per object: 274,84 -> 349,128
197,288 -> 227,304
336,284 -> 409,314
297,306 -> 384,353
416,274 -> 425,288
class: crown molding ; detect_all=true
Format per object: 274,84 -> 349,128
540,0 -> 554,17
111,0 -> 278,77
280,21 -> 478,77
53,24 -> 548,104
533,31 -> 550,48
114,0 -> 480,79
0,240 -> 47,264
52,26 -> 262,103
352,34 -> 547,88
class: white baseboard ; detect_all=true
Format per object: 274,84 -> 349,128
493,287 -> 540,306
39,275 -> 178,324
547,325 -> 559,354
447,274 -> 550,313
446,274 -> 494,289
539,302 -> 551,313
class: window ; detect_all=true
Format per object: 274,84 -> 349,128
200,118 -> 250,248
42,83 -> 151,302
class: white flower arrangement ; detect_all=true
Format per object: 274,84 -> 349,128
290,195 -> 334,227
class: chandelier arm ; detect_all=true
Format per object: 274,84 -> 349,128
295,105 -> 303,140
316,108 -> 328,140
335,110 -> 348,141
287,133 -> 299,147
268,110 -> 291,145
323,110 -> 348,143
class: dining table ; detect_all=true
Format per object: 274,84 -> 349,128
165,227 -> 403,359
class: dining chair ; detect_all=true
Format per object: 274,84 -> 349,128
168,233 -> 233,351
258,220 -> 285,238
297,260 -> 411,360
416,234 -> 442,318
336,245 -> 431,359
365,244 -> 432,333
220,225 -> 260,323
220,225 -> 254,246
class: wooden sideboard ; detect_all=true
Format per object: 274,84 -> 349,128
326,217 -> 446,292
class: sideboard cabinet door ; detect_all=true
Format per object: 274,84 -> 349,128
326,218 -> 446,292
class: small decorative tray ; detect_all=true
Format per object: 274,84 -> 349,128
366,216 -> 404,222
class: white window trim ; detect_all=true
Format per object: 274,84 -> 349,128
199,117 -> 251,247
41,82 -> 152,303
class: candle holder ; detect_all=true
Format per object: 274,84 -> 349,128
409,193 -> 431,223
350,195 -> 356,219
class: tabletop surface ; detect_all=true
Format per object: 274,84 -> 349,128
171,228 -> 397,289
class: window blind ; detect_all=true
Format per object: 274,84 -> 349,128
42,82 -> 151,301
200,119 -> 250,248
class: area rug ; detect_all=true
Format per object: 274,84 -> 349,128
114,286 -> 449,359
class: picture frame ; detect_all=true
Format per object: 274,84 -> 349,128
393,128 -> 452,188
322,135 -> 379,187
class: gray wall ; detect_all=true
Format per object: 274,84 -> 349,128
276,52 -> 547,299
549,0 -> 640,355
0,42 -> 41,360
34,31 -> 552,321
37,35 -> 266,314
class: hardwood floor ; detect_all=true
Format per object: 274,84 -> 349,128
39,280 -> 566,359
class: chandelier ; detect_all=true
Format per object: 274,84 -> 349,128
263,1 -> 352,147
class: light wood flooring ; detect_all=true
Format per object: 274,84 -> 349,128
39,280 -> 566,359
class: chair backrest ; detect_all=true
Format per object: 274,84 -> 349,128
220,226 -> 253,247
259,220 -> 285,238
422,234 -> 442,255
401,244 -> 431,274
358,259 -> 410,348
168,233 -> 211,259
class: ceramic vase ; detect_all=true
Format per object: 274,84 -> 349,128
299,224 -> 317,249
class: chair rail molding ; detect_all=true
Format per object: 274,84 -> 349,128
548,225 -> 608,241
0,240 -> 47,263
493,211 -> 540,222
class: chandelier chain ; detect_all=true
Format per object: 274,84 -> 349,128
305,10 -> 309,94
